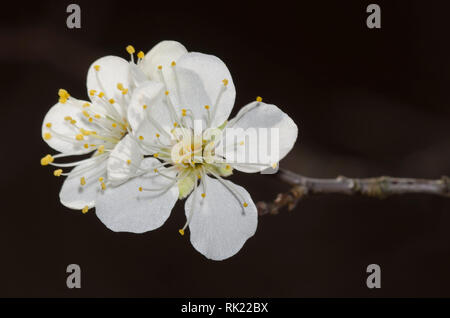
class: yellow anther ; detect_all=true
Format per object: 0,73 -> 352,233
158,65 -> 162,70
137,51 -> 144,59
178,229 -> 185,236
83,102 -> 90,108
59,98 -> 67,104
117,83 -> 124,91
201,193 -> 206,198
82,206 -> 89,214
84,144 -> 89,149
58,89 -> 70,99
53,169 -> 63,177
88,117 -> 93,123
45,122 -> 52,128
155,133 -> 160,138
44,132 -> 52,140
197,175 -> 202,179
139,135 -> 144,140
82,110 -> 90,117
94,65 -> 100,71
75,134 -> 84,141
204,105 -> 210,110
138,186 -> 143,192
40,154 -> 54,166
153,153 -> 159,158
171,61 -> 176,66
272,163 -> 278,169
165,90 -> 169,95
94,114 -> 101,119
70,119 -> 77,125
98,145 -> 105,154
89,89 -> 97,96
109,98 -> 115,104
239,141 -> 244,146
122,88 -> 128,95
142,104 -> 147,110
99,177 -> 104,182
101,182 -> 106,190
243,202 -> 248,207
80,177 -> 86,186
112,123 -> 117,128
64,116 -> 72,121
226,165 -> 231,170
126,45 -> 135,54
153,168 -> 158,173
256,96 -> 263,102
222,79 -> 229,86
126,159 -> 131,165
98,92 -> 105,98
173,122 -> 178,127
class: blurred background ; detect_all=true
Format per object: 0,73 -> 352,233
1,0 -> 450,297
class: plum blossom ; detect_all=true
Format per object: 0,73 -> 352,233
94,41 -> 298,260
40,46 -> 147,213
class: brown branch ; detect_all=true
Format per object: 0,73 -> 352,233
257,169 -> 450,216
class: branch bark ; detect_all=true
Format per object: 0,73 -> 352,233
257,169 -> 450,216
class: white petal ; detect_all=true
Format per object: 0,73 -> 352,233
106,134 -> 143,186
177,52 -> 235,127
59,156 -> 107,209
185,175 -> 257,261
42,99 -> 100,154
127,81 -> 173,147
139,40 -> 187,82
129,62 -> 148,88
86,56 -> 132,117
96,158 -> 178,233
173,66 -> 211,127
218,102 -> 298,173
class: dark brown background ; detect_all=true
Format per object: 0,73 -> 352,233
1,0 -> 450,297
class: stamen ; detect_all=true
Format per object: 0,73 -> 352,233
46,123 -> 52,128
40,154 -> 54,166
82,206 -> 89,214
44,132 -> 52,140
101,182 -> 106,190
80,177 -> 86,186
137,51 -> 144,59
256,96 -> 263,102
94,65 -> 100,71
126,45 -> 135,54
53,169 -> 63,177
126,45 -> 135,63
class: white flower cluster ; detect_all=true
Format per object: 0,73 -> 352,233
41,41 -> 298,260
